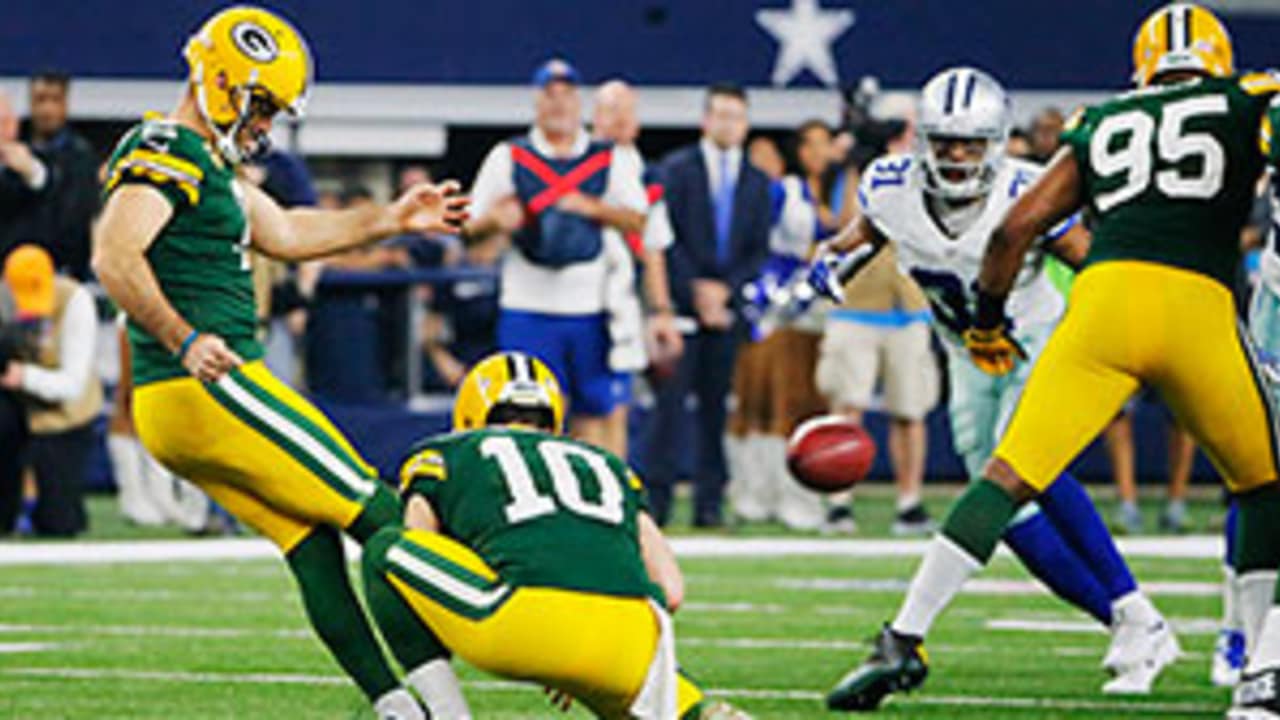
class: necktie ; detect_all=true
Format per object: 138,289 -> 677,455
714,150 -> 735,267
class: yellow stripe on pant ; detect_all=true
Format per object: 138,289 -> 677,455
132,361 -> 378,552
377,529 -> 704,719
996,261 -> 1280,492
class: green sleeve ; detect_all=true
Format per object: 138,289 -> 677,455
1059,105 -> 1095,166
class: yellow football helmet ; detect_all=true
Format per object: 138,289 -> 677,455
183,5 -> 312,163
453,352 -> 566,434
1132,3 -> 1233,87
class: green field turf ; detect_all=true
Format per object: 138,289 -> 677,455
0,485 -> 1233,718
0,542 -> 1229,718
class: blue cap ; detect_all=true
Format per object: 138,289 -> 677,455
532,58 -> 580,88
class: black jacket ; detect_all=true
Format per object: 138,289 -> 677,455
26,128 -> 99,279
655,143 -> 770,320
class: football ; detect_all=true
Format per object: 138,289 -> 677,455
786,415 -> 877,493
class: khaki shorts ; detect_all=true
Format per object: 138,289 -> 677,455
816,319 -> 938,421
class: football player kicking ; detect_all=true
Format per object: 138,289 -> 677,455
93,7 -> 468,719
818,3 -> 1280,716
361,351 -> 747,720
805,66 -> 1176,707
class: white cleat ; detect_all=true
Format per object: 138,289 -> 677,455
1214,629 -> 1248,688
1101,609 -> 1180,694
1226,711 -> 1280,720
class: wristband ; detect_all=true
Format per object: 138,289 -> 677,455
973,289 -> 1009,331
176,330 -> 200,360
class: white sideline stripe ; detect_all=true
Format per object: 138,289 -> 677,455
217,375 -> 377,498
0,667 -> 1220,715
0,534 -> 1224,566
778,577 -> 1221,597
386,546 -> 509,610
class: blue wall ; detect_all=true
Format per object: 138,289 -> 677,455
6,1 -> 1279,89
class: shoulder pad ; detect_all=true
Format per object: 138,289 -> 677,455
399,447 -> 447,492
1241,71 -> 1280,97
105,122 -> 205,205
1063,105 -> 1088,132
860,154 -> 914,207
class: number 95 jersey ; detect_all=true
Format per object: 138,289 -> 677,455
859,153 -> 1069,344
398,426 -> 662,603
1063,72 -> 1280,288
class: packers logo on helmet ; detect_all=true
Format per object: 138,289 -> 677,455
1132,3 -> 1233,87
184,6 -> 312,164
453,352 -> 566,434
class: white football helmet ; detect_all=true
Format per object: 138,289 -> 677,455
916,67 -> 1012,199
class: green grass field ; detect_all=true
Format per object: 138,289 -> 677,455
0,489 -> 1232,719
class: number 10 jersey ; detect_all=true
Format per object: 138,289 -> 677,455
398,426 -> 661,603
1063,72 -> 1280,289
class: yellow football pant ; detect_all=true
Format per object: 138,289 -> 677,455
369,528 -> 705,719
133,361 -> 380,552
997,261 -> 1279,493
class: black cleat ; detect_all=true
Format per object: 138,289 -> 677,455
1228,666 -> 1280,719
826,624 -> 929,712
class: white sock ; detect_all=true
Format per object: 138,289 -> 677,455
1239,571 -> 1279,655
1111,589 -> 1158,625
373,688 -> 425,720
1224,566 -> 1242,632
1247,608 -> 1280,672
407,659 -> 471,720
896,492 -> 923,514
892,535 -> 981,637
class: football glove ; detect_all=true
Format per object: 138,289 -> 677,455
962,325 -> 1027,376
805,252 -> 846,304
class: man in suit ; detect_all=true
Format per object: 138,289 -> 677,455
644,84 -> 770,526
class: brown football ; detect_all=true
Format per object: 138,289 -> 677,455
786,415 -> 877,493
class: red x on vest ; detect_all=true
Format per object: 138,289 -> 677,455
510,144 -> 614,217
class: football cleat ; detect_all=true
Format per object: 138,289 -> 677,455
1214,629 -> 1248,687
1101,606 -> 1180,694
826,624 -> 929,711
1228,666 -> 1280,719
891,505 -> 936,537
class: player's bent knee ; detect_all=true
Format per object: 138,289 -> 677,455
982,457 -> 1039,504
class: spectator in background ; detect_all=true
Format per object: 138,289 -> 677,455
423,232 -> 505,389
726,125 -> 831,530
305,185 -> 412,400
1007,127 -> 1033,159
0,245 -> 102,536
1106,404 -> 1198,534
591,79 -> 683,456
24,71 -> 98,280
0,89 -> 52,261
466,59 -> 648,456
1030,106 -> 1065,163
643,83 -> 770,526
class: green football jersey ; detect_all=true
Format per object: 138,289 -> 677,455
1062,72 -> 1280,287
399,426 -> 662,603
104,118 -> 262,385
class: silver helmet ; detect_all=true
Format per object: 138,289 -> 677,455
916,67 -> 1012,199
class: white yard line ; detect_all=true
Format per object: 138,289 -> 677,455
0,535 -> 1225,566
988,617 -> 1222,636
0,667 -> 1222,715
0,642 -> 61,655
777,577 -> 1221,597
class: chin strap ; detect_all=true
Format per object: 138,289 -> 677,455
190,62 -> 260,165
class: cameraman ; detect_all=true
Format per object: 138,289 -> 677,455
1,245 -> 101,536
